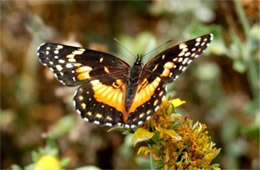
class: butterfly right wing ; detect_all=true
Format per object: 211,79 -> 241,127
37,43 -> 130,86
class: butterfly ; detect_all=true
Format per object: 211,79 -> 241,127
37,34 -> 213,128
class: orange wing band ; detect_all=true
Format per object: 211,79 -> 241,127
129,77 -> 161,113
90,80 -> 128,122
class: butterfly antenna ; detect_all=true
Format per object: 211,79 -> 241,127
143,39 -> 173,57
114,38 -> 136,59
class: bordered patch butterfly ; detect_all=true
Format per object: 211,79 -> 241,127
37,34 -> 213,128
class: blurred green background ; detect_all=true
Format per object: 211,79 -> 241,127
1,0 -> 259,169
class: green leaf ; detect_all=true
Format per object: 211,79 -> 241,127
135,156 -> 150,169
60,157 -> 71,168
244,126 -> 259,140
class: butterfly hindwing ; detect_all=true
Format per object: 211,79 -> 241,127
37,43 -> 130,86
74,75 -> 129,126
144,34 -> 213,82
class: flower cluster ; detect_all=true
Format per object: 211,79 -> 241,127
131,98 -> 220,169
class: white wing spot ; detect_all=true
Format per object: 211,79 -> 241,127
185,52 -> 191,56
131,125 -> 136,128
105,123 -> 112,127
125,124 -> 130,128
84,117 -> 89,122
162,55 -> 165,60
138,121 -> 143,125
54,50 -> 59,54
192,48 -> 196,51
56,65 -> 63,71
66,63 -> 73,68
57,45 -> 63,49
182,58 -> 189,65
54,56 -> 59,59
178,57 -> 183,62
59,59 -> 65,63
99,57 -> 103,63
139,113 -> 145,118
210,34 -> 214,41
146,116 -> 151,120
195,42 -> 200,46
162,95 -> 166,101
68,58 -> 76,62
76,109 -> 81,115
94,120 -> 100,125
196,37 -> 201,42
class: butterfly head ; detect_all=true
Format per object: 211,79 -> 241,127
134,54 -> 143,66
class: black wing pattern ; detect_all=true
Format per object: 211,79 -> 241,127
124,34 -> 213,127
37,43 -> 130,86
143,34 -> 213,82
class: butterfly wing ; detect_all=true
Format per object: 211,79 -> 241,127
74,75 -> 129,127
143,34 -> 213,82
125,34 -> 213,127
37,43 -> 130,86
38,43 -> 132,126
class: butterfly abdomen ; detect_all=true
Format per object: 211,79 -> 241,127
125,64 -> 143,113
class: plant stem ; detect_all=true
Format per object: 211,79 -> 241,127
234,0 -> 250,37
150,152 -> 155,170
234,0 -> 259,99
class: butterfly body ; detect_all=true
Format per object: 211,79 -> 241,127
37,34 -> 213,128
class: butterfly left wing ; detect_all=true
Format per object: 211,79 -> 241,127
37,43 -> 130,86
74,75 -> 129,127
143,34 -> 213,83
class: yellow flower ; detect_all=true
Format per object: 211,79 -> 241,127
169,98 -> 186,107
132,98 -> 220,169
35,155 -> 60,170
131,128 -> 154,146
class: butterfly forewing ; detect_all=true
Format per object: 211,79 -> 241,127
144,34 -> 213,82
37,43 -> 130,86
